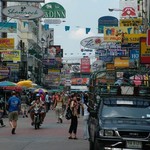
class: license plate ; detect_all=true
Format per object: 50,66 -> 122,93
126,140 -> 142,149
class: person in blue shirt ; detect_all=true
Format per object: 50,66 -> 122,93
7,91 -> 21,134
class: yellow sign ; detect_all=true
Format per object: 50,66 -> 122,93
0,38 -> 14,49
114,57 -> 129,68
104,26 -> 134,42
120,18 -> 142,27
0,50 -> 21,62
123,34 -> 146,43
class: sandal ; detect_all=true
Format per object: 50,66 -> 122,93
68,136 -> 73,139
73,137 -> 78,140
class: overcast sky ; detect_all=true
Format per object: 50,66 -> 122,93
43,0 -> 120,60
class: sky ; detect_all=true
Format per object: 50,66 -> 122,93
43,0 -> 120,60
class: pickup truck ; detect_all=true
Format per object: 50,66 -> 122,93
88,70 -> 150,150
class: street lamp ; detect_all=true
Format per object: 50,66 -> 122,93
108,8 -> 123,12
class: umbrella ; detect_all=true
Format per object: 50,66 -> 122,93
17,80 -> 33,88
33,88 -> 48,93
0,81 -> 17,87
130,75 -> 144,86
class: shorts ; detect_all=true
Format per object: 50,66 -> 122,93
21,103 -> 28,110
8,111 -> 19,121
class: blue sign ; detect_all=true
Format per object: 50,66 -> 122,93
98,16 -> 118,33
0,22 -> 17,33
129,49 -> 139,68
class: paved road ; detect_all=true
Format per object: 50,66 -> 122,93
0,110 -> 88,150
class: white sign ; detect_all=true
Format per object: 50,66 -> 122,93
119,0 -> 138,18
80,36 -> 104,49
2,5 -> 44,20
44,19 -> 61,24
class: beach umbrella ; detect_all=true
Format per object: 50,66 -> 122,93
33,88 -> 48,93
17,80 -> 33,88
0,81 -> 17,87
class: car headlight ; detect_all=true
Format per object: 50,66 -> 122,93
104,130 -> 114,136
99,130 -> 114,136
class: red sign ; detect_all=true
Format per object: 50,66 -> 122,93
140,37 -> 150,64
147,29 -> 150,46
80,57 -> 90,73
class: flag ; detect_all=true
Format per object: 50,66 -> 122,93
65,26 -> 70,31
86,28 -> 91,34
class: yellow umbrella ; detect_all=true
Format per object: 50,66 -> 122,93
33,88 -> 48,93
17,80 -> 33,88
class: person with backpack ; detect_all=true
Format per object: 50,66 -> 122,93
68,94 -> 79,139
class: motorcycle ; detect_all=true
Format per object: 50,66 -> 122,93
33,107 -> 41,129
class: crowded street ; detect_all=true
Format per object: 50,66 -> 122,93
0,109 -> 88,150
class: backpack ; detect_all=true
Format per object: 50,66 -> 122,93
65,106 -> 72,120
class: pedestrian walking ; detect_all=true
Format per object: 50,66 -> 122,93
20,91 -> 29,118
68,95 -> 79,139
53,93 -> 63,123
81,98 -> 89,140
45,92 -> 50,112
7,91 -> 21,134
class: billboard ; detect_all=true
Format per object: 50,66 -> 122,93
98,16 -> 118,33
42,2 -> 66,18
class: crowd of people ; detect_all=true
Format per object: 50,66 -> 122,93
0,90 -> 90,140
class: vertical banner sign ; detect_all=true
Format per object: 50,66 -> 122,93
80,56 -> 90,73
140,37 -> 150,64
147,29 -> 150,46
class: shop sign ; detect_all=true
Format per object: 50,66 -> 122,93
0,50 -> 21,62
120,0 -> 138,18
114,57 -> 129,68
80,36 -> 103,49
120,18 -> 142,27
98,16 -> 118,33
140,37 -> 150,64
0,38 -> 14,49
104,26 -> 134,42
123,34 -> 146,43
2,5 -> 44,20
42,2 -> 66,18
0,66 -> 10,80
106,63 -> 115,70
0,22 -> 17,33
